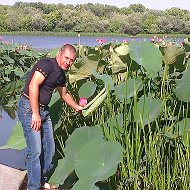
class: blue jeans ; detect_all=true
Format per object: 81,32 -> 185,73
18,96 -> 55,190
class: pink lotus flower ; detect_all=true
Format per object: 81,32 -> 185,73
79,97 -> 87,107
96,38 -> 106,45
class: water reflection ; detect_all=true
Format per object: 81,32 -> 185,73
0,110 -> 26,170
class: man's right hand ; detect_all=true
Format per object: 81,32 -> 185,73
31,113 -> 42,131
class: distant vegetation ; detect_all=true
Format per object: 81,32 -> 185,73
0,2 -> 190,36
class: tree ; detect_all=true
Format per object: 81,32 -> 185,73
120,12 -> 143,35
31,14 -> 47,31
142,14 -> 160,34
165,7 -> 185,19
19,15 -> 32,31
0,6 -> 8,31
128,4 -> 146,13
4,8 -> 22,31
107,14 -> 123,33
44,11 -> 62,31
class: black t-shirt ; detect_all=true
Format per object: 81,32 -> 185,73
23,58 -> 66,105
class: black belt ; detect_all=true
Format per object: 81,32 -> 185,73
21,92 -> 47,108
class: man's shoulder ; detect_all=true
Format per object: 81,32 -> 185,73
38,58 -> 55,64
36,58 -> 56,68
34,58 -> 55,74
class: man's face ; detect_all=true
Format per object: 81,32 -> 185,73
58,49 -> 76,70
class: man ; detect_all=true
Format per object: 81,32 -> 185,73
18,44 -> 83,190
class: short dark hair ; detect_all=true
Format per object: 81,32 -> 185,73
60,44 -> 76,55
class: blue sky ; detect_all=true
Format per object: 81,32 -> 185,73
1,0 -> 190,11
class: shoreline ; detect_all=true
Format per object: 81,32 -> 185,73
0,31 -> 189,38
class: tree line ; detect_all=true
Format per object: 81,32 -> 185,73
0,2 -> 190,35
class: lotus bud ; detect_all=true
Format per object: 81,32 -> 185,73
79,97 -> 87,107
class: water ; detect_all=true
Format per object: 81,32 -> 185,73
0,111 -> 26,169
1,35 -> 184,53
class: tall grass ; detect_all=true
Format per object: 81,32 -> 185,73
96,68 -> 190,189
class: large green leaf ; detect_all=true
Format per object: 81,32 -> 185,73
92,70 -> 114,90
2,81 -> 16,95
49,126 -> 123,189
87,47 -> 101,61
75,139 -> 122,180
115,78 -> 143,102
4,65 -> 13,75
49,126 -> 103,185
69,57 -> 98,83
2,54 -> 15,64
175,67 -> 190,102
0,43 -> 15,51
82,90 -> 108,117
133,96 -> 162,125
64,126 -> 103,155
48,158 -> 65,185
83,87 -> 106,109
183,38 -> 190,52
162,46 -> 185,65
72,178 -> 99,190
109,45 -> 131,74
73,139 -> 123,190
14,67 -> 25,77
78,81 -> 97,98
129,41 -> 163,78
49,92 -> 62,127
110,51 -> 127,74
114,44 -> 130,56
2,121 -> 26,150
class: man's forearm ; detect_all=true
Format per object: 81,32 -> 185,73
62,92 -> 80,111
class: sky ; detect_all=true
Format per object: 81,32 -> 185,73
0,0 -> 190,11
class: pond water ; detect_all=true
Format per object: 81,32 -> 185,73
1,35 -> 184,53
0,110 -> 26,169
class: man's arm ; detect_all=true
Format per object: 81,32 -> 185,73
57,86 -> 83,112
29,71 -> 45,131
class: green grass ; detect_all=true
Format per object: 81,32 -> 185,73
1,31 -> 189,38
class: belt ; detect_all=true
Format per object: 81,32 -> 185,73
21,92 -> 47,108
